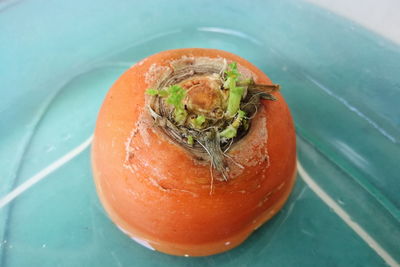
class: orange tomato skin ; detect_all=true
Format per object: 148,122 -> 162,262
92,48 -> 297,256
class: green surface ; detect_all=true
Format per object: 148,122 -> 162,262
0,0 -> 399,266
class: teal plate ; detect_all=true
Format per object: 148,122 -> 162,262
1,0 -> 399,266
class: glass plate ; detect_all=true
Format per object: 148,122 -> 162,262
1,0 -> 399,266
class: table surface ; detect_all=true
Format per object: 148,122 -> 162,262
1,0 -> 399,266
